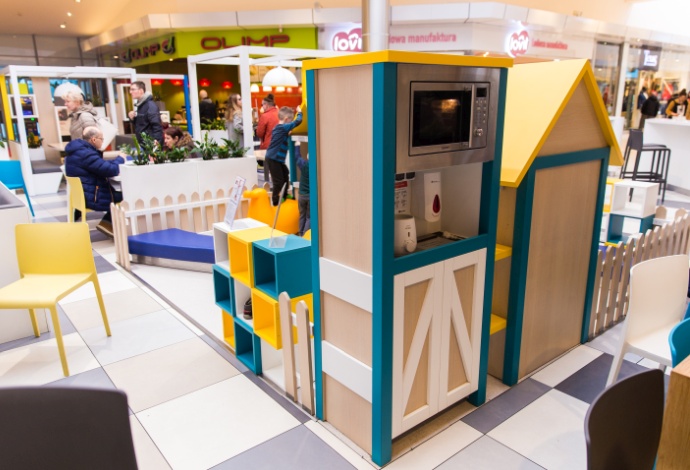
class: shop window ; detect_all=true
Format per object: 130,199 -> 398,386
593,42 -> 622,116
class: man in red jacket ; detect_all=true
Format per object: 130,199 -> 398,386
256,94 -> 278,183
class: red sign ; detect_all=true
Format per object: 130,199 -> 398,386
332,28 -> 362,52
201,35 -> 290,50
506,30 -> 529,58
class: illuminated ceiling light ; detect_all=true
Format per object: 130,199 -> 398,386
60,23 -> 66,29
286,87 -> 293,93
113,55 -> 119,59
262,66 -> 298,87
263,86 -> 273,93
222,81 -> 233,89
169,58 -> 173,61
67,12 -> 72,17
53,82 -> 83,98
171,80 -> 183,86
275,86 -> 285,92
198,78 -> 211,87
250,83 -> 260,93
151,78 -> 164,86
75,0 -> 80,3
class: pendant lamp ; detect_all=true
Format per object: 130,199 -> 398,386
53,82 -> 83,98
262,66 -> 298,87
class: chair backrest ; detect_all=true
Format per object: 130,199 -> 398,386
0,160 -> 26,189
670,317 -> 690,367
15,222 -> 96,275
626,254 -> 689,342
66,176 -> 86,222
628,129 -> 644,152
585,369 -> 664,470
0,387 -> 138,469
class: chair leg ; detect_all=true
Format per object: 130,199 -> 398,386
28,309 -> 40,337
92,278 -> 112,337
21,184 -> 34,217
49,306 -> 69,377
606,345 -> 626,386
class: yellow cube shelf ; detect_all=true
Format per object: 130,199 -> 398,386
251,288 -> 313,350
222,309 -> 235,349
495,244 -> 512,261
490,313 -> 507,335
228,226 -> 286,287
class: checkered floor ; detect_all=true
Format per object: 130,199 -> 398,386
1,185 -> 688,470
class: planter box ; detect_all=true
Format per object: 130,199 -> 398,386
201,129 -> 227,146
28,147 -> 46,161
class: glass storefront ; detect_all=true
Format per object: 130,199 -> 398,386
593,41 -> 622,116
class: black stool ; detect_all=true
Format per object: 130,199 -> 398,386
620,129 -> 671,202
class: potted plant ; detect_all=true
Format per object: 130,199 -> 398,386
166,146 -> 187,163
221,138 -> 249,158
200,119 -> 226,145
26,132 -> 45,161
119,132 -> 159,166
194,132 -> 218,160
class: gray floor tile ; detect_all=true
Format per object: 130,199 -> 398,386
555,352 -> 666,404
90,228 -> 111,243
32,216 -> 60,223
243,371 -> 311,424
94,254 -> 117,274
436,436 -> 544,470
211,425 -> 355,470
46,366 -> 117,390
0,305 -> 76,353
200,334 -> 249,373
461,378 -> 551,434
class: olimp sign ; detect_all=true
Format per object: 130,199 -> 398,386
121,36 -> 176,64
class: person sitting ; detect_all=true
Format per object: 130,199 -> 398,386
64,126 -> 124,237
163,126 -> 195,151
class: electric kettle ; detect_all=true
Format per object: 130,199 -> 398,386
394,214 -> 417,256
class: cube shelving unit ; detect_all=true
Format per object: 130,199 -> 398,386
252,235 -> 312,299
610,180 -> 659,218
222,309 -> 235,349
213,219 -> 268,267
213,264 -> 234,313
251,288 -> 313,349
234,320 -> 262,374
229,226 -> 286,287
603,177 -> 623,213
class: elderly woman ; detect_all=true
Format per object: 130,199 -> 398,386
62,89 -> 98,141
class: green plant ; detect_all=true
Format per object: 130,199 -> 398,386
119,133 -> 159,166
151,148 -> 168,165
194,132 -> 218,160
167,146 -> 187,163
221,138 -> 249,158
201,120 -> 225,131
27,132 -> 43,149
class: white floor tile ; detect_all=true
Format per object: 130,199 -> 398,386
131,264 -> 223,339
81,310 -> 196,366
386,420 -> 482,470
92,239 -> 117,256
436,436 -> 544,470
59,270 -> 137,304
104,337 -> 240,412
129,415 -> 172,470
304,421 -> 379,470
486,374 -> 511,401
136,375 -> 300,470
488,390 -> 589,470
0,333 -> 100,387
166,308 -> 204,336
531,345 -> 602,387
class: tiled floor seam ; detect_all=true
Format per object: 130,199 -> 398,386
130,413 -> 175,469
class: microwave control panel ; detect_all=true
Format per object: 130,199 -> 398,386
473,86 -> 489,147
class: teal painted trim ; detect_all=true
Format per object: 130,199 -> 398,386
581,148 -> 610,342
393,234 -> 489,275
469,67 -> 508,406
288,140 -> 298,197
503,147 -> 611,384
371,62 -> 396,467
306,70 -> 325,419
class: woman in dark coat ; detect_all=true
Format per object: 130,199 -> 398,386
64,126 -> 124,236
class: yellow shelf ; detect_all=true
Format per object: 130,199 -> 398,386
221,310 -> 235,350
228,226 -> 286,288
252,289 -> 313,350
495,244 -> 513,261
490,314 -> 507,335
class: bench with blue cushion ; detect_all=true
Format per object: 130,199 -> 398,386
127,228 -> 214,264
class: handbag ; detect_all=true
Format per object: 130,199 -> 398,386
96,116 -> 118,150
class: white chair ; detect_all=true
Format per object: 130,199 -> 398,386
606,254 -> 689,385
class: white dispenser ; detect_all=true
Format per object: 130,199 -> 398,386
411,171 -> 442,236
394,215 -> 417,256
423,172 -> 442,222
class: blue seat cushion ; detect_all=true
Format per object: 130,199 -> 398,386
128,229 -> 214,263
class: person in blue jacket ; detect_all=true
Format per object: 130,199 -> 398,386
65,126 -> 125,237
265,105 -> 302,206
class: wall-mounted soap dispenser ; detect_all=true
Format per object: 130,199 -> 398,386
412,171 -> 442,236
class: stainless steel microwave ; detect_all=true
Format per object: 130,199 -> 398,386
396,64 -> 501,173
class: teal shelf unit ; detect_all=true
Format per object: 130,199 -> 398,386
607,213 -> 654,244
213,264 -> 234,314
233,318 -> 262,374
252,235 -> 312,299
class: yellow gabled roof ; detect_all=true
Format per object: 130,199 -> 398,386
500,59 -> 623,187
303,50 -> 513,70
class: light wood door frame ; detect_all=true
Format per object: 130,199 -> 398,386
392,262 -> 443,437
438,249 -> 486,409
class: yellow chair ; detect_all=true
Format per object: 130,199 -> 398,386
66,176 -> 90,223
0,223 -> 111,376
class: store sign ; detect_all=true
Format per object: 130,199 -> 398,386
639,46 -> 661,71
200,34 -> 290,50
122,36 -> 175,64
532,38 -> 568,51
332,28 -> 362,52
506,30 -> 529,57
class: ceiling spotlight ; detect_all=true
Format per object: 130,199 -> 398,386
169,58 -> 173,61
75,0 -> 81,3
67,12 -> 72,16
113,55 -> 119,59
60,23 -> 66,29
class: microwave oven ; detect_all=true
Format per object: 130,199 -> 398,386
396,64 -> 501,173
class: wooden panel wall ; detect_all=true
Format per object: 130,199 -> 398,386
496,187 -> 516,246
322,293 -> 372,367
315,66 -> 373,273
519,159 -> 600,378
32,78 -> 61,164
537,82 -> 607,158
324,374 -> 373,454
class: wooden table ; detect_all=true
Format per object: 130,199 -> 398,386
657,354 -> 690,468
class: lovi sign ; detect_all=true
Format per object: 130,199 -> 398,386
506,30 -> 529,58
332,28 -> 362,52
